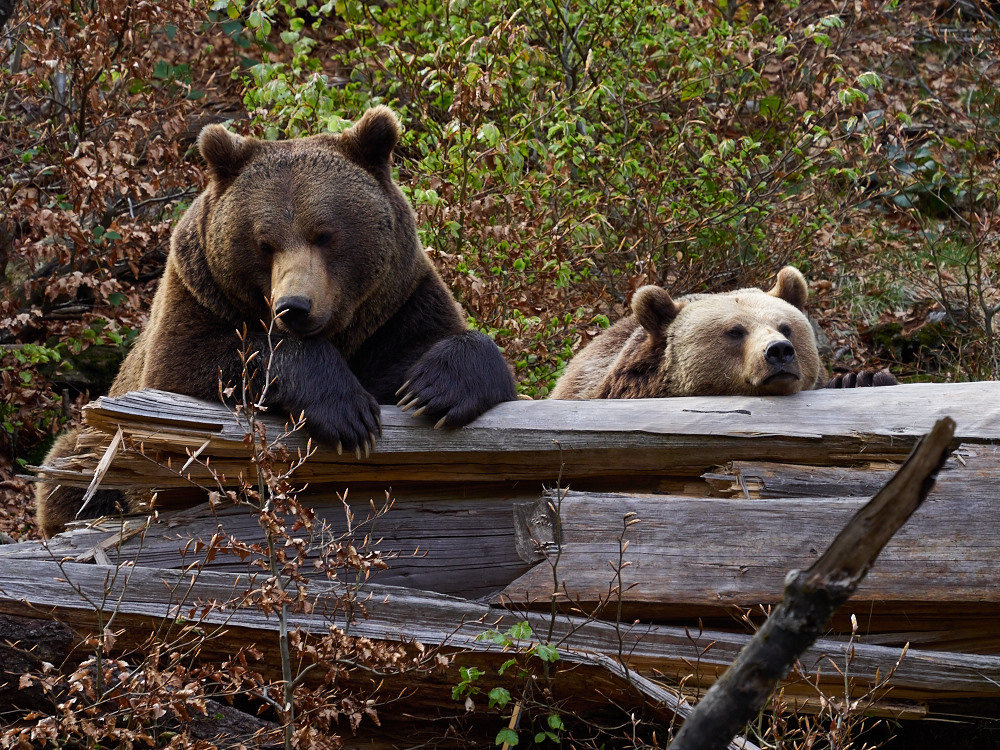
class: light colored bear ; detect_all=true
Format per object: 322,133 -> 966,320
551,266 -> 894,399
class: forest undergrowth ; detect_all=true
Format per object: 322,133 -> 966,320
2,1 -> 1000,746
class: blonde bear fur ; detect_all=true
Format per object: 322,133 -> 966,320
551,266 -> 822,399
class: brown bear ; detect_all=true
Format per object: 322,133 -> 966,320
550,266 -> 895,399
36,106 -> 517,537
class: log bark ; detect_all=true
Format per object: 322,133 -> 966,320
0,556 -> 997,717
34,383 -> 993,491
11,455 -> 1000,646
500,470 -> 1000,643
667,417 -> 956,750
0,558 -> 759,747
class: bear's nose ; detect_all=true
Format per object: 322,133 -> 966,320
764,340 -> 796,367
274,295 -> 313,332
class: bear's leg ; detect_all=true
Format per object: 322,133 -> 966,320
142,322 -> 383,457
397,330 -> 518,428
35,428 -> 129,537
245,334 -> 383,454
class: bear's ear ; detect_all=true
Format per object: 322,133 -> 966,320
768,266 -> 808,311
198,124 -> 258,182
338,106 -> 401,178
632,285 -> 682,340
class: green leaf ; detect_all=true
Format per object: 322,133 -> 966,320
479,122 -> 500,147
506,621 -> 532,641
547,713 -> 565,731
488,687 -> 511,709
856,71 -> 883,91
460,666 -> 484,682
533,643 -> 559,663
759,95 -> 782,117
495,728 -> 518,746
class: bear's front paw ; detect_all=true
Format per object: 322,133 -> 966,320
824,367 -> 898,388
303,388 -> 382,458
397,331 -> 517,429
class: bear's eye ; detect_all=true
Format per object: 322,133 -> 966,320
778,323 -> 793,338
259,241 -> 276,255
313,231 -> 336,247
725,325 -> 747,341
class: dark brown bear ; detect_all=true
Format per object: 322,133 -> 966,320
550,266 -> 895,399
36,107 -> 517,537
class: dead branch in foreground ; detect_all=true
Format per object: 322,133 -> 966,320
668,417 -> 957,750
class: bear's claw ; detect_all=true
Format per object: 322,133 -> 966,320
824,367 -> 898,388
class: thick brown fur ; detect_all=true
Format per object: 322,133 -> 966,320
36,107 -> 517,537
551,266 -> 896,400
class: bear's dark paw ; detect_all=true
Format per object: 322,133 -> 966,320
397,331 -> 517,428
824,367 -> 899,388
302,388 -> 382,458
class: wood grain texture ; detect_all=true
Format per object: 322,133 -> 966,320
500,441 -> 1000,646
1,491 -> 539,599
18,430 -> 1000,649
19,382 -> 1000,723
0,559 -> 996,710
34,382 -> 1000,489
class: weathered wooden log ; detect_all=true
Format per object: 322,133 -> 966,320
0,558 -> 759,747
15,418 -> 1000,649
0,558 -> 997,718
34,383 -> 998,491
18,382 -> 1000,728
667,418 -> 955,750
500,470 -> 1000,640
11,449 -> 1000,647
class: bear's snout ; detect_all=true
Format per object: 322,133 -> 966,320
764,339 -> 796,367
274,295 -> 314,332
270,245 -> 337,335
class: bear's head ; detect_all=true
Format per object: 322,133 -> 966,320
181,107 -> 426,346
629,266 -> 821,397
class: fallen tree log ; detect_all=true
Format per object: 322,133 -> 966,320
0,554 -> 997,717
15,444 -> 1000,650
14,382 -> 1000,728
500,479 -> 1000,643
0,558 -> 751,747
33,383 -> 995,491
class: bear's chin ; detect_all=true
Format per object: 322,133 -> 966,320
755,371 -> 803,396
274,313 -> 339,338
